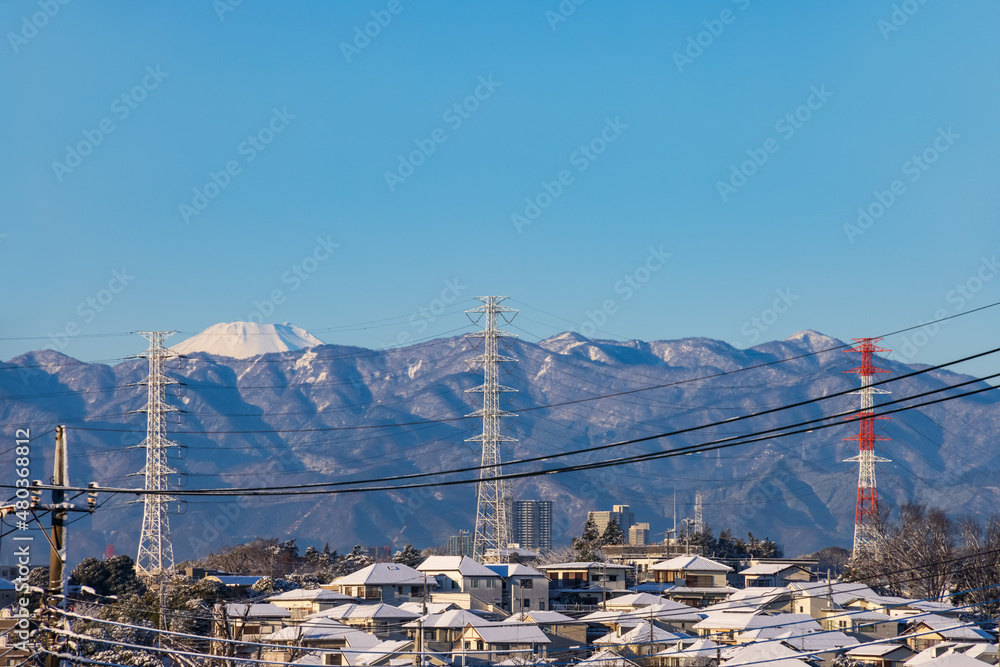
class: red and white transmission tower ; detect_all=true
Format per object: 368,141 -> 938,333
843,337 -> 891,556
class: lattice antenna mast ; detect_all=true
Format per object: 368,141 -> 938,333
466,296 -> 518,563
843,337 -> 891,557
132,331 -> 180,580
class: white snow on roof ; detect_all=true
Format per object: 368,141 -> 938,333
849,642 -> 914,658
595,624 -> 689,646
470,623 -> 550,645
708,587 -> 790,611
577,648 -> 640,667
267,588 -> 356,602
656,637 -> 720,658
603,592 -> 667,608
224,603 -> 290,618
331,562 -> 430,587
538,561 -> 628,570
907,641 -> 998,666
402,609 -> 489,629
172,321 -> 323,359
905,654 -> 996,667
417,555 -> 500,577
740,563 -> 807,576
486,563 -> 545,578
722,641 -> 814,667
395,601 -> 457,615
907,615 -> 994,641
503,610 -> 580,625
307,603 -> 419,621
651,556 -> 733,573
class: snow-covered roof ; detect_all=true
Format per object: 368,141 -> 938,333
722,641 -> 815,667
486,563 -> 545,578
774,629 -> 858,652
582,601 -> 704,626
656,637 -> 720,658
595,624 -> 688,646
503,610 -> 580,625
848,642 -> 915,658
577,648 -> 640,667
603,592 -> 667,608
402,609 -> 489,629
735,619 -> 825,642
651,556 -> 733,573
395,601 -> 457,616
694,609 -> 778,631
904,654 -> 995,667
790,580 -> 878,606
266,588 -> 356,603
847,642 -> 913,658
740,563 -> 808,576
307,603 -> 420,621
707,587 -> 790,611
418,555 -> 500,578
331,562 -> 430,587
469,623 -> 550,645
224,603 -> 290,619
350,639 -> 413,666
907,641 -> 998,666
538,561 -> 628,570
907,615 -> 994,641
265,618 -> 368,642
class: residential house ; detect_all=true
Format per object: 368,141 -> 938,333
847,642 -> 917,667
603,592 -> 667,611
722,641 -> 821,667
215,602 -> 290,644
693,610 -> 816,646
900,615 -> 995,652
487,563 -> 550,613
456,622 -> 550,664
266,588 -> 358,620
740,563 -> 813,588
706,587 -> 793,614
649,556 -> 736,608
594,624 -> 690,657
504,610 -> 587,645
262,619 -> 380,665
821,608 -> 898,640
655,637 -> 720,667
578,648 -> 641,667
305,603 -> 420,639
418,556 -> 504,610
539,562 -> 631,591
324,562 -> 434,603
907,641 -> 998,666
402,609 -> 489,653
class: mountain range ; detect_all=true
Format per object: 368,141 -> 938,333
3,323 -> 998,569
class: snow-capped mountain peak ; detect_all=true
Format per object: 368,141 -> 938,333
171,322 -> 323,359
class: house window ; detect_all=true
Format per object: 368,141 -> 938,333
486,579 -> 495,588
472,579 -> 480,588
539,601 -> 545,610
523,599 -> 531,608
520,579 -> 533,589
608,575 -> 618,582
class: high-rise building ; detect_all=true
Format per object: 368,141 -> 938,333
628,522 -> 650,546
588,503 -> 634,542
512,500 -> 553,552
448,532 -> 474,557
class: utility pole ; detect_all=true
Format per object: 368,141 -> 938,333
467,297 -> 518,564
41,427 -> 98,667
45,426 -> 68,667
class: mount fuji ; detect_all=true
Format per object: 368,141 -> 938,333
171,322 -> 323,359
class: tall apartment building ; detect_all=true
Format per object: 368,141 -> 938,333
588,504 -> 635,543
448,532 -> 474,557
628,522 -> 651,546
512,500 -> 553,552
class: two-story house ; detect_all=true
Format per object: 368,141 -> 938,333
324,562 -> 435,603
486,563 -> 550,613
418,556 -> 504,611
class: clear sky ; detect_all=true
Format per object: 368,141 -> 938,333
3,1 -> 999,378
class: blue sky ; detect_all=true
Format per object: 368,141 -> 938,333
3,0 -> 999,377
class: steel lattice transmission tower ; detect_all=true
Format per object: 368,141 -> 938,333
843,337 -> 891,556
466,297 -> 518,563
132,331 -> 180,580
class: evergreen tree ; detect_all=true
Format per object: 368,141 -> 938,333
600,518 -> 625,547
572,516 -> 602,561
392,544 -> 424,568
